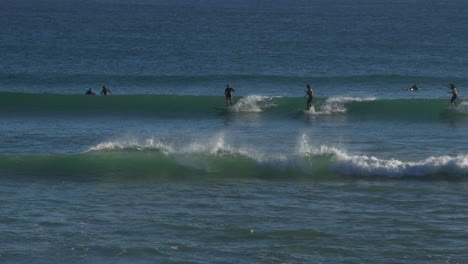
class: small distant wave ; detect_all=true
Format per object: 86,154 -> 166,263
2,92 -> 465,122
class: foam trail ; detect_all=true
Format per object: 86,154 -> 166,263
453,101 -> 468,114
317,96 -> 376,115
231,95 -> 278,112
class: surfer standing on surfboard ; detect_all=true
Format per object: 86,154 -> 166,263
304,84 -> 314,110
449,83 -> 458,106
100,85 -> 112,95
225,84 -> 235,106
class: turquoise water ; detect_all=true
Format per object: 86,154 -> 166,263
2,0 -> 468,263
3,179 -> 468,263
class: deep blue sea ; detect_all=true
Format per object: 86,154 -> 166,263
2,0 -> 468,263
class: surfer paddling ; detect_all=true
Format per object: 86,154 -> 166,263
449,83 -> 458,106
304,84 -> 314,110
225,84 -> 235,106
404,84 -> 421,91
85,88 -> 96,96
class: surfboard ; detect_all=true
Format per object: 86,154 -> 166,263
303,106 -> 315,113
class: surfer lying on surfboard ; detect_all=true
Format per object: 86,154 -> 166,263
404,84 -> 421,91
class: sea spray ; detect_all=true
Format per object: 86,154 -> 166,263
231,95 -> 279,112
318,96 -> 376,114
87,137 -> 173,153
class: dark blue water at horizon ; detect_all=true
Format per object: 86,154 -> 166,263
2,0 -> 468,93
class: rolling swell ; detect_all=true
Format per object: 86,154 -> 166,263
1,141 -> 468,180
0,92 -> 222,116
1,92 -> 467,120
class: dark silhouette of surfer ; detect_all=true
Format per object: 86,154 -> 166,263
404,84 -> 421,91
85,88 -> 96,96
449,84 -> 458,106
100,86 -> 112,95
225,84 -> 235,106
304,84 -> 314,110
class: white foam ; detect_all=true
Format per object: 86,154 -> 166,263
297,133 -> 468,177
87,133 -> 468,177
182,132 -> 234,155
86,133 -> 261,159
86,137 -> 173,153
315,96 -> 376,115
325,96 -> 376,103
297,133 -> 341,155
231,95 -> 279,112
453,101 -> 468,114
303,106 -> 316,114
333,152 -> 468,177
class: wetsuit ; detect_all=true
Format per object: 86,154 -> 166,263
451,93 -> 458,105
225,87 -> 235,105
225,87 -> 234,98
306,90 -> 313,109
101,88 -> 111,95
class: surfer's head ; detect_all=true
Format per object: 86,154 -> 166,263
450,84 -> 456,89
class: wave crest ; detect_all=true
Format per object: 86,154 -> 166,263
75,135 -> 468,179
86,137 -> 173,153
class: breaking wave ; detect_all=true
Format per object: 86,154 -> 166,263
1,134 -> 467,180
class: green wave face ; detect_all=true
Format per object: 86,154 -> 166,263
1,147 -> 468,180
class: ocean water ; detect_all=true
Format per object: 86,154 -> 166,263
2,0 -> 468,263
